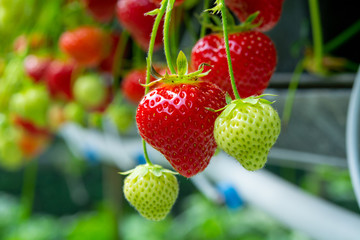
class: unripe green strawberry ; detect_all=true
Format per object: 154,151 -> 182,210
106,104 -> 134,133
64,102 -> 86,125
214,96 -> 281,171
123,164 -> 179,221
0,114 -> 23,170
73,74 -> 106,109
9,86 -> 50,127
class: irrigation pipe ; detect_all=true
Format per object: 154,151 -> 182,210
346,66 -> 360,208
60,125 -> 360,240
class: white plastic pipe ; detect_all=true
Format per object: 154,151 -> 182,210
60,125 -> 360,240
205,153 -> 360,240
346,66 -> 360,208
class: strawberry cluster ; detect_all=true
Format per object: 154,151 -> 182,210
0,0 -> 285,222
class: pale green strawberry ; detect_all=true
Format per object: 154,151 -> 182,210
122,164 -> 179,221
9,86 -> 50,127
214,96 -> 281,171
73,74 -> 106,109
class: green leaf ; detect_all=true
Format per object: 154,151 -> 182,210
221,103 -> 237,118
225,92 -> 233,104
145,9 -> 160,16
151,167 -> 163,177
243,98 -> 259,105
259,99 -> 275,105
176,51 -> 188,76
245,11 -> 260,24
118,169 -> 134,175
151,65 -> 163,78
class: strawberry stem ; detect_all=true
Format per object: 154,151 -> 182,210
324,19 -> 360,53
20,160 -> 38,220
142,0 -> 168,166
308,0 -> 324,73
164,0 -> 177,74
112,30 -> 130,89
218,0 -> 241,99
142,140 -> 153,166
282,59 -> 305,126
145,0 -> 168,93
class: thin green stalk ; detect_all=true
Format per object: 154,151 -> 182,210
112,31 -> 130,89
170,11 -> 178,66
145,0 -> 168,92
219,0 -> 241,99
200,0 -> 210,38
308,0 -> 323,72
324,19 -> 360,53
282,60 -> 305,126
164,0 -> 176,74
20,160 -> 38,220
143,0 -> 168,165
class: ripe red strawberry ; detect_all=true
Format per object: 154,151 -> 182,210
45,60 -> 77,101
59,26 -> 111,67
191,31 -> 277,99
225,0 -> 284,32
150,0 -> 185,6
116,0 -> 164,51
24,55 -> 51,83
121,66 -> 166,105
82,0 -> 117,22
136,81 -> 226,178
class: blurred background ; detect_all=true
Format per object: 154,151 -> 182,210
0,0 -> 359,239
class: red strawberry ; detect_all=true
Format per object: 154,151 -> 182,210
45,60 -> 77,101
150,0 -> 185,6
24,55 -> 51,83
191,31 -> 277,99
116,0 -> 164,51
136,81 -> 226,178
225,0 -> 284,32
83,0 -> 117,22
12,116 -> 50,137
59,26 -> 111,67
121,66 -> 166,105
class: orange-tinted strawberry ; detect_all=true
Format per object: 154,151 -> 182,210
59,26 -> 111,67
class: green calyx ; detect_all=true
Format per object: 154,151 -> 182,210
219,94 -> 277,118
143,51 -> 211,88
203,3 -> 262,34
119,164 -> 178,180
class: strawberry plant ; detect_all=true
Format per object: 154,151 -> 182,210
0,0 -> 319,228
